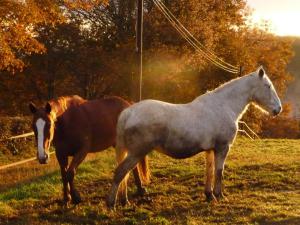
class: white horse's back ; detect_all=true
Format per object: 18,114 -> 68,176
118,98 -> 218,154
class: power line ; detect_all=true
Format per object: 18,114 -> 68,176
155,0 -> 237,70
153,0 -> 238,73
153,0 -> 238,72
153,0 -> 239,73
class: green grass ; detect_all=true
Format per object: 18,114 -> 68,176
0,137 -> 299,225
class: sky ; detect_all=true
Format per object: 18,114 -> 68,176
247,0 -> 300,36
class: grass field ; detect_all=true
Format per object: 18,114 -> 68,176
0,137 -> 299,225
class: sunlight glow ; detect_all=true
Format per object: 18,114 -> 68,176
247,0 -> 300,37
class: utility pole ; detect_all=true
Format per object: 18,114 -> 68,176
46,55 -> 54,100
136,0 -> 143,101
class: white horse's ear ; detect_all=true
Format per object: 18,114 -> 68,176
257,66 -> 265,78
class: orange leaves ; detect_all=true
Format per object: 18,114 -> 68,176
63,0 -> 108,10
0,0 -> 60,72
0,0 -> 109,72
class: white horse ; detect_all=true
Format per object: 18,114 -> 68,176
107,67 -> 282,208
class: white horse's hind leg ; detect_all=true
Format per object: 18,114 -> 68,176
213,142 -> 230,200
107,154 -> 141,209
132,167 -> 147,196
115,148 -> 129,205
118,176 -> 129,205
204,150 -> 215,202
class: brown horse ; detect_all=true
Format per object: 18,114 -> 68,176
29,95 -> 149,204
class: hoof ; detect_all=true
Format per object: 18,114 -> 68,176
63,194 -> 71,204
135,187 -> 147,197
59,199 -> 70,207
71,191 -> 82,205
72,196 -> 82,205
205,192 -> 216,202
106,197 -> 116,210
120,198 -> 130,206
62,201 -> 71,209
63,199 -> 70,206
137,196 -> 153,205
213,192 -> 226,201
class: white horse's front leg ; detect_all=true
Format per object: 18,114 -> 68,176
204,150 -> 215,202
213,142 -> 230,200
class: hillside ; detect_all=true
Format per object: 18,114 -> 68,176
0,137 -> 299,224
286,37 -> 300,118
288,38 -> 300,74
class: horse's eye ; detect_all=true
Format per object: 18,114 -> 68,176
265,84 -> 271,89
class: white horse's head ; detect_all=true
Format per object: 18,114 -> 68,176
251,66 -> 282,116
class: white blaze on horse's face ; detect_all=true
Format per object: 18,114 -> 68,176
252,67 -> 282,116
35,118 -> 50,164
29,102 -> 53,164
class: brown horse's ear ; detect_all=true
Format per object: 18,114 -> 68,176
45,102 -> 52,114
257,66 -> 265,78
29,102 -> 37,114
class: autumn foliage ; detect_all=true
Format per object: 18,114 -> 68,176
0,0 -> 298,138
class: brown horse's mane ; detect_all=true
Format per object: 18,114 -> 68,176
48,95 -> 132,122
49,95 -> 86,121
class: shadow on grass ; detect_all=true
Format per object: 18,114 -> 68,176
0,157 -> 110,202
226,162 -> 299,192
0,202 -> 110,225
38,207 -> 110,225
0,169 -> 61,201
253,216 -> 300,225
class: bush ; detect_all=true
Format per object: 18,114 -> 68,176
259,104 -> 300,139
0,117 -> 35,164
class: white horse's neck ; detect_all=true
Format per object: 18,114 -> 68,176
195,74 -> 256,122
214,74 -> 256,121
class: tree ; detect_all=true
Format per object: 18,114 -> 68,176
0,0 -> 296,139
0,0 -> 107,72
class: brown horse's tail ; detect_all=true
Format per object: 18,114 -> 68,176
137,155 -> 150,185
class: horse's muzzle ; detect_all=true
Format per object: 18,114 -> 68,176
272,106 -> 282,116
38,154 -> 49,164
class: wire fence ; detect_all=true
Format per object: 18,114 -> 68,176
0,132 -> 36,171
0,120 -> 258,172
0,154 -> 59,191
0,151 -> 56,171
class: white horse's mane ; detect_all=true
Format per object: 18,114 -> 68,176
210,73 -> 254,94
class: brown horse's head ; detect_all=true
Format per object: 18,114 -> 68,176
29,102 -> 54,164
